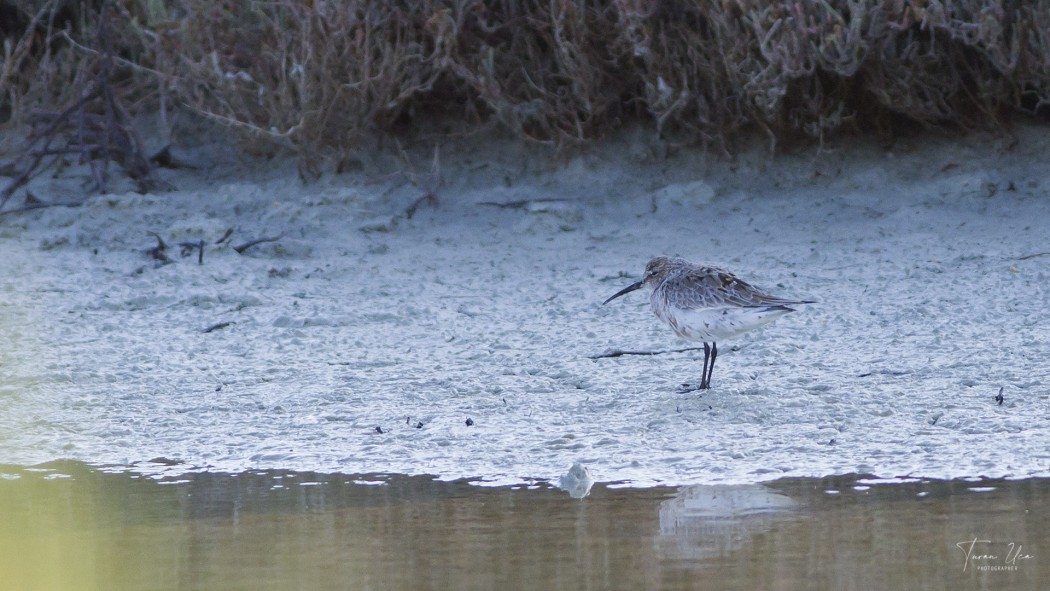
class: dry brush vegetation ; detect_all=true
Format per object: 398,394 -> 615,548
2,0 -> 1050,168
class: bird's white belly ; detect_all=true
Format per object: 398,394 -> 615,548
655,306 -> 791,342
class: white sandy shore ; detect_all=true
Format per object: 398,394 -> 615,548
1,124 -> 1048,487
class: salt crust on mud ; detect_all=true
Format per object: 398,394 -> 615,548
1,126 -> 1048,487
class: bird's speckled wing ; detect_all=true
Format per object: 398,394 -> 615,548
661,266 -> 806,310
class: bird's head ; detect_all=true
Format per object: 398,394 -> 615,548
603,256 -> 676,305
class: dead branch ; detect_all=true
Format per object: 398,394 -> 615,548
202,321 -> 232,333
178,239 -> 205,265
478,198 -> 569,209
0,198 -> 85,217
146,232 -> 172,263
589,347 -> 707,360
0,0 -> 164,213
398,143 -> 443,220
233,235 -> 283,254
1015,252 -> 1050,261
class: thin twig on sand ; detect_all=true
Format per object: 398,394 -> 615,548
1015,252 -> 1050,261
589,347 -> 707,360
234,235 -> 283,254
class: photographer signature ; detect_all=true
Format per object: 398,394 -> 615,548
956,538 -> 1033,572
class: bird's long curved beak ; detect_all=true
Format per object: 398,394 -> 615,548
602,281 -> 644,305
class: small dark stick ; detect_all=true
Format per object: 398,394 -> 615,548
202,321 -> 231,333
146,232 -> 172,263
147,231 -> 167,251
234,234 -> 282,254
198,239 -> 204,265
995,387 -> 1004,406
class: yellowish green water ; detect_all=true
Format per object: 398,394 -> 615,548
1,462 -> 1045,591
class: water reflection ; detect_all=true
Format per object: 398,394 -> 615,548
1,462 -> 1046,590
659,485 -> 795,562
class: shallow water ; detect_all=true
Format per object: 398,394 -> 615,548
2,462 -> 1045,591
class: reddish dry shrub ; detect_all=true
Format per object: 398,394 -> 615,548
149,0 -> 636,154
3,0 -> 1050,157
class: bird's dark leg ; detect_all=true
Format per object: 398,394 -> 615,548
677,343 -> 711,394
707,342 -> 718,389
699,342 -> 712,390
